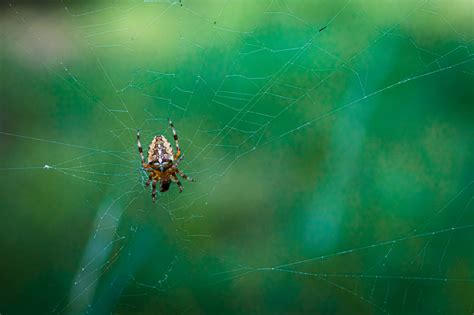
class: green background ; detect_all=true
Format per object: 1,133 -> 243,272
1,1 -> 473,314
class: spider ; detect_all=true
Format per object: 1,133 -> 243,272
137,118 -> 195,202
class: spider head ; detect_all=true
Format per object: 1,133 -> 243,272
159,180 -> 171,192
151,161 -> 172,172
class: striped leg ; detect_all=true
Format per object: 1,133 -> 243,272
171,175 -> 183,193
168,118 -> 181,159
137,129 -> 146,165
174,154 -> 184,167
145,174 -> 152,187
151,179 -> 158,202
177,170 -> 196,182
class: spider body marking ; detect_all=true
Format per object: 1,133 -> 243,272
137,118 -> 195,202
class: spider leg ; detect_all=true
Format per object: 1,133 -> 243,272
151,179 -> 158,202
176,170 -> 196,182
145,174 -> 152,187
137,129 -> 146,165
171,174 -> 183,193
168,118 -> 181,160
174,154 -> 184,167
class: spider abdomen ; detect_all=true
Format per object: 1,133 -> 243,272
147,136 -> 174,164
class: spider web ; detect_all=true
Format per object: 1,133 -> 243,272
1,0 -> 473,314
